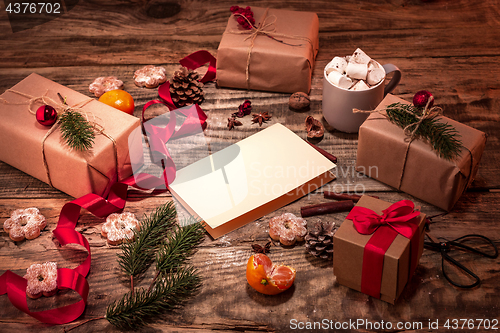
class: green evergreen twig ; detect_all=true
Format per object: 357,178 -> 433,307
385,102 -> 463,160
117,201 -> 177,290
59,109 -> 95,151
106,267 -> 201,329
149,221 -> 205,290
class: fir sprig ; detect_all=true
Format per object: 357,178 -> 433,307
59,109 -> 95,151
385,102 -> 464,160
117,201 -> 177,286
154,221 -> 205,280
106,267 -> 201,329
65,205 -> 205,332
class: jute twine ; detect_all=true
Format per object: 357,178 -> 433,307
228,8 -> 314,89
0,89 -> 118,188
354,96 -> 445,189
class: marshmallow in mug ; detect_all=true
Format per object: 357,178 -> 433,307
325,48 -> 385,91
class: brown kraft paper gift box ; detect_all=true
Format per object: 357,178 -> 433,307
356,94 -> 486,211
0,73 -> 140,198
216,7 -> 319,94
333,195 -> 426,304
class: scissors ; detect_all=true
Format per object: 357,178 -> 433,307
424,232 -> 498,288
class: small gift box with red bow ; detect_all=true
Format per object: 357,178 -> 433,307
333,195 -> 426,304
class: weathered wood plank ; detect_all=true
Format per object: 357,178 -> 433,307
1,0 -> 500,331
1,193 -> 498,332
0,0 -> 499,67
1,53 -> 500,199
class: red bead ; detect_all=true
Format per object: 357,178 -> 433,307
36,105 -> 58,126
413,90 -> 434,108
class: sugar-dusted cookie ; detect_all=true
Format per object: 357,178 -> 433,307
134,65 -> 167,88
3,208 -> 46,242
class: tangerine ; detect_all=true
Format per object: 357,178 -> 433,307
98,89 -> 135,115
246,253 -> 296,295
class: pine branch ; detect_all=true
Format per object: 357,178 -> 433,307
148,221 -> 205,290
156,221 -> 205,275
59,110 -> 95,151
105,267 -> 201,329
117,201 -> 177,281
385,102 -> 463,160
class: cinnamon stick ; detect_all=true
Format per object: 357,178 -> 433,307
306,141 -> 337,164
301,200 -> 354,218
323,192 -> 379,202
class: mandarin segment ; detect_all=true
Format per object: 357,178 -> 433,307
246,254 -> 296,295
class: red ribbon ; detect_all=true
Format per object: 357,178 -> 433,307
0,269 -> 88,325
179,50 -> 217,84
0,52 -> 209,324
346,200 -> 421,299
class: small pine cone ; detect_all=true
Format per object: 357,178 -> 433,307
169,66 -> 205,107
305,221 -> 336,260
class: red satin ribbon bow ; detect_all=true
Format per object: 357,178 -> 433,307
348,200 -> 421,237
346,200 -> 421,299
0,50 -> 212,325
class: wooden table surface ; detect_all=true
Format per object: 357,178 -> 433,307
1,0 -> 499,332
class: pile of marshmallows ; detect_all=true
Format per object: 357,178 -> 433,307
325,48 -> 385,91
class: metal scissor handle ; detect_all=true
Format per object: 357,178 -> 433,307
425,233 -> 498,289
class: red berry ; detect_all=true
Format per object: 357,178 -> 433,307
413,90 -> 434,108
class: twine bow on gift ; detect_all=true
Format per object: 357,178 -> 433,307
400,96 -> 442,141
354,97 -> 471,192
229,8 -> 314,89
346,200 -> 422,299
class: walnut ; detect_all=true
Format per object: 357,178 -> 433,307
289,92 -> 310,111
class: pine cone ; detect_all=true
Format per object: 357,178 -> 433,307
169,66 -> 205,107
305,221 -> 336,260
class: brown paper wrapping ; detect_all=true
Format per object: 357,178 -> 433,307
0,73 -> 140,198
216,7 -> 319,94
356,94 -> 486,211
333,195 -> 426,304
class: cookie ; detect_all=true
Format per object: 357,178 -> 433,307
134,65 -> 167,88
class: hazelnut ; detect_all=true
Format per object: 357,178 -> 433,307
289,92 -> 310,111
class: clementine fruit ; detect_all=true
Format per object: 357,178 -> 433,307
98,89 -> 135,115
246,253 -> 296,295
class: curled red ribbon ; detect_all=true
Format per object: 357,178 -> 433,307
0,268 -> 89,325
179,50 -> 217,84
346,200 -> 421,299
1,54 -> 209,324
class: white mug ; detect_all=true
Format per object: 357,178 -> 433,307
322,62 -> 401,133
